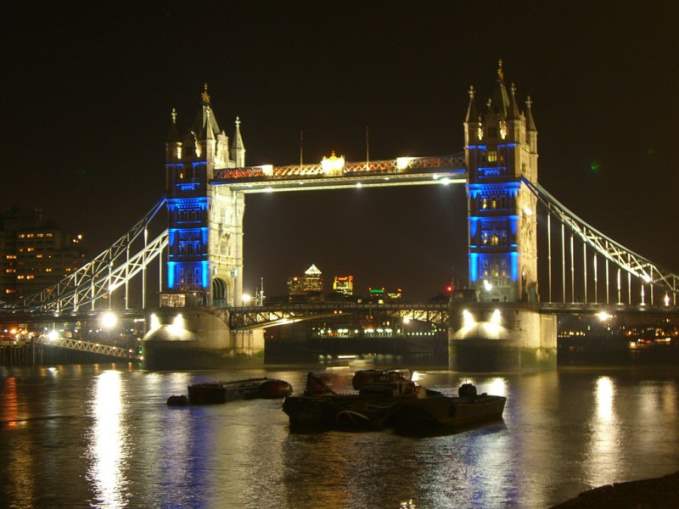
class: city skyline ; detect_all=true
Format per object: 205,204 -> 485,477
1,3 -> 675,300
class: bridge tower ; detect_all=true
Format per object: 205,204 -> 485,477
449,62 -> 556,372
164,85 -> 246,307
464,60 -> 539,303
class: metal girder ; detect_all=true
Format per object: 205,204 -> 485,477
19,200 -> 166,311
39,230 -> 168,313
36,337 -> 137,360
523,178 -> 679,294
229,302 -> 450,329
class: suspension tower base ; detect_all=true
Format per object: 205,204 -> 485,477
447,303 -> 557,372
143,308 -> 264,370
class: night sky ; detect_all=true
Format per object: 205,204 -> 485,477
1,3 -> 677,300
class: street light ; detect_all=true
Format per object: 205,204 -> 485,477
99,310 -> 118,330
242,293 -> 253,305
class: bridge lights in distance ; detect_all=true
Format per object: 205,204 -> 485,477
596,311 -> 613,322
664,294 -> 671,307
99,310 -> 118,330
47,330 -> 59,342
462,309 -> 476,330
483,279 -> 493,292
396,157 -> 414,170
402,316 -> 412,324
149,313 -> 161,332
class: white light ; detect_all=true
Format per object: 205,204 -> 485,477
462,309 -> 476,329
149,313 -> 161,332
167,313 -> 185,337
490,309 -> 502,327
47,330 -> 59,342
522,206 -> 533,216
396,157 -> 414,170
242,293 -> 253,305
355,182 -> 363,188
642,275 -> 652,284
440,177 -> 451,186
402,316 -> 411,324
260,164 -> 274,176
321,152 -> 345,174
664,294 -> 670,307
264,186 -> 273,193
99,311 -> 118,330
483,279 -> 493,292
596,311 -> 613,322
432,174 -> 440,180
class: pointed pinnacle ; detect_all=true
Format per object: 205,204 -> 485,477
171,107 -> 177,124
468,85 -> 475,99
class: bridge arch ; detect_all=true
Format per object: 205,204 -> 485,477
212,278 -> 227,305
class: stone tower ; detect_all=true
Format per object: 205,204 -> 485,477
164,85 -> 247,306
464,61 -> 539,303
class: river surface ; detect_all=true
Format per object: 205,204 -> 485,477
2,365 -> 679,508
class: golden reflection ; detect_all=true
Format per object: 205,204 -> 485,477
585,376 -> 619,486
2,376 -> 18,429
89,370 -> 127,507
486,377 -> 508,397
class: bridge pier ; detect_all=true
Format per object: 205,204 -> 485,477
448,303 -> 557,372
143,308 -> 264,369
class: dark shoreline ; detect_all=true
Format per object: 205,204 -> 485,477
552,471 -> 679,508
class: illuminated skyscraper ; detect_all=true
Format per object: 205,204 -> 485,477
332,275 -> 354,296
464,61 -> 538,302
287,264 -> 323,301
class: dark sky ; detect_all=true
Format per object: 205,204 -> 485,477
1,2 -> 677,300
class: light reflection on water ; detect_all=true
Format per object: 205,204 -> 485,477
1,367 -> 679,508
89,370 -> 127,508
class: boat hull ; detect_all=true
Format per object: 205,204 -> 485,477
283,394 -> 506,432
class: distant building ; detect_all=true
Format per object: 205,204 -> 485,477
0,208 -> 86,301
332,275 -> 354,297
367,287 -> 403,303
287,264 -> 324,301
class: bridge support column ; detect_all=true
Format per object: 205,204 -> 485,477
448,303 -> 557,372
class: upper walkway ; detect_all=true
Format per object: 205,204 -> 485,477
211,154 -> 466,192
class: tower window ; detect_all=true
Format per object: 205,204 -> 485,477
482,198 -> 488,209
487,151 -> 497,163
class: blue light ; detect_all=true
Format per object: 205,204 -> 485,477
191,161 -> 207,168
201,261 -> 209,289
510,252 -> 519,282
466,144 -> 488,150
168,261 -> 176,289
469,252 -> 479,282
176,182 -> 200,191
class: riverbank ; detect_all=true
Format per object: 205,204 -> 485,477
552,471 -> 679,508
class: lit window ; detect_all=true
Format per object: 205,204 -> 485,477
491,199 -> 497,208
477,126 -> 483,140
18,234 -> 25,239
6,255 -> 16,260
487,151 -> 497,163
26,275 -> 34,280
36,254 -> 43,259
481,198 -> 488,209
26,247 -> 34,252
45,268 -> 52,273
17,275 -> 24,280
5,288 -> 15,294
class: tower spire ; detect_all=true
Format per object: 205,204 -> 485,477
231,115 -> 246,167
497,58 -> 504,82
167,107 -> 180,142
525,95 -> 537,131
465,85 -> 479,123
508,83 -> 521,119
201,83 -> 210,105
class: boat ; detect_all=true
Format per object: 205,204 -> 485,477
282,371 -> 506,432
184,377 -> 293,405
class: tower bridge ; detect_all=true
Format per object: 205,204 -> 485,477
3,63 -> 678,370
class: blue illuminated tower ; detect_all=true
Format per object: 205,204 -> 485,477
164,85 -> 246,306
465,61 -> 539,303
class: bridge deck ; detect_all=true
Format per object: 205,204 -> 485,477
211,155 -> 467,192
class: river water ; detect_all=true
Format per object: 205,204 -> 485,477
2,365 -> 679,508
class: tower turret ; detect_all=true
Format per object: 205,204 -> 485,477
231,116 -> 246,167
